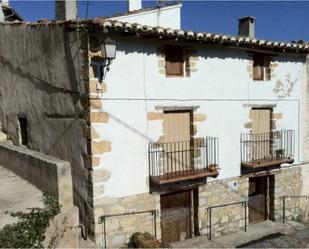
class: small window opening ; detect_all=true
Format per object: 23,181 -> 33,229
18,117 -> 28,146
165,45 -> 185,76
253,53 -> 271,81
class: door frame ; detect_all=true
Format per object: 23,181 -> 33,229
160,188 -> 198,243
248,175 -> 275,223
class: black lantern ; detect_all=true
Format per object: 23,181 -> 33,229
100,37 -> 117,60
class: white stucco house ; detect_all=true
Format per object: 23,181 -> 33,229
107,0 -> 182,29
0,0 -> 309,247
87,16 -> 309,246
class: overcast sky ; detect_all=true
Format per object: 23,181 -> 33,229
9,1 -> 309,42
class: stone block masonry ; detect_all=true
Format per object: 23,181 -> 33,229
198,177 -> 249,238
273,166 -> 303,222
93,193 -> 160,248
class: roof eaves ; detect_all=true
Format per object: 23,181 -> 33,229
98,20 -> 309,53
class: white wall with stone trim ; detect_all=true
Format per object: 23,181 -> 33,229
90,38 -> 306,199
108,4 -> 182,29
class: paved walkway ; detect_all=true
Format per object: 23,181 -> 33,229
172,220 -> 307,248
0,165 -> 44,229
238,226 -> 309,248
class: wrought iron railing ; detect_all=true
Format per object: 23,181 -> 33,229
281,195 -> 309,223
149,137 -> 219,180
241,129 -> 295,165
206,201 -> 247,240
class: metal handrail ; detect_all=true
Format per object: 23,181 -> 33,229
205,201 -> 247,240
98,209 -> 158,248
281,195 -> 309,223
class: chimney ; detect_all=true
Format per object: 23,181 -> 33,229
55,0 -> 77,20
238,16 -> 255,38
128,0 -> 142,11
2,0 -> 8,7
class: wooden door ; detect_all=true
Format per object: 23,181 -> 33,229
163,111 -> 192,174
251,109 -> 271,160
249,177 -> 267,223
161,190 -> 192,243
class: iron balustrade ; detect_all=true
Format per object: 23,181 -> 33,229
241,129 -> 295,165
98,210 -> 158,248
206,201 -> 248,240
148,137 -> 219,181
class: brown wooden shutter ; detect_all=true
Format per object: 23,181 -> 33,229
165,46 -> 184,76
163,112 -> 191,142
163,112 -> 191,173
253,54 -> 264,80
264,56 -> 271,80
253,53 -> 271,81
251,109 -> 271,134
251,109 -> 271,160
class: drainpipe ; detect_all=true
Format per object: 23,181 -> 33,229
55,0 -> 77,20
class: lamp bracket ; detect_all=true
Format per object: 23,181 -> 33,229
90,59 -> 112,83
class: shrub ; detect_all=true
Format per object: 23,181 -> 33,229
128,232 -> 170,248
0,194 -> 60,248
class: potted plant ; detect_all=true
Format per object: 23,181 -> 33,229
208,164 -> 218,172
275,149 -> 285,158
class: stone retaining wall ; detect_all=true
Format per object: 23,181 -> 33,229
0,143 -> 80,247
0,143 -> 73,208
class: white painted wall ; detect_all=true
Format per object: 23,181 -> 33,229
108,4 -> 181,29
91,39 -> 306,198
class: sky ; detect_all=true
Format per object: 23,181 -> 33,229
8,1 -> 309,42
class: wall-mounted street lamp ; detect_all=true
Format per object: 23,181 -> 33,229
92,37 -> 117,83
100,37 -> 117,61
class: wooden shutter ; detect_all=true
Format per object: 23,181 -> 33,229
253,53 -> 271,81
264,56 -> 271,80
165,46 -> 184,76
163,112 -> 191,142
251,109 -> 271,160
253,54 -> 264,80
163,112 -> 191,173
251,109 -> 271,134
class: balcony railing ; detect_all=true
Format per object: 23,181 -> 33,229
241,129 -> 295,169
149,137 -> 219,185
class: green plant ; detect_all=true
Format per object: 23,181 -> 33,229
128,232 -> 170,248
0,194 -> 60,248
275,149 -> 285,158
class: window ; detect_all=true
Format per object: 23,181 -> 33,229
253,53 -> 271,81
18,117 -> 28,146
165,46 -> 185,76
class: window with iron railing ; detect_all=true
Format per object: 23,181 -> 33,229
149,136 -> 219,183
240,130 -> 295,167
